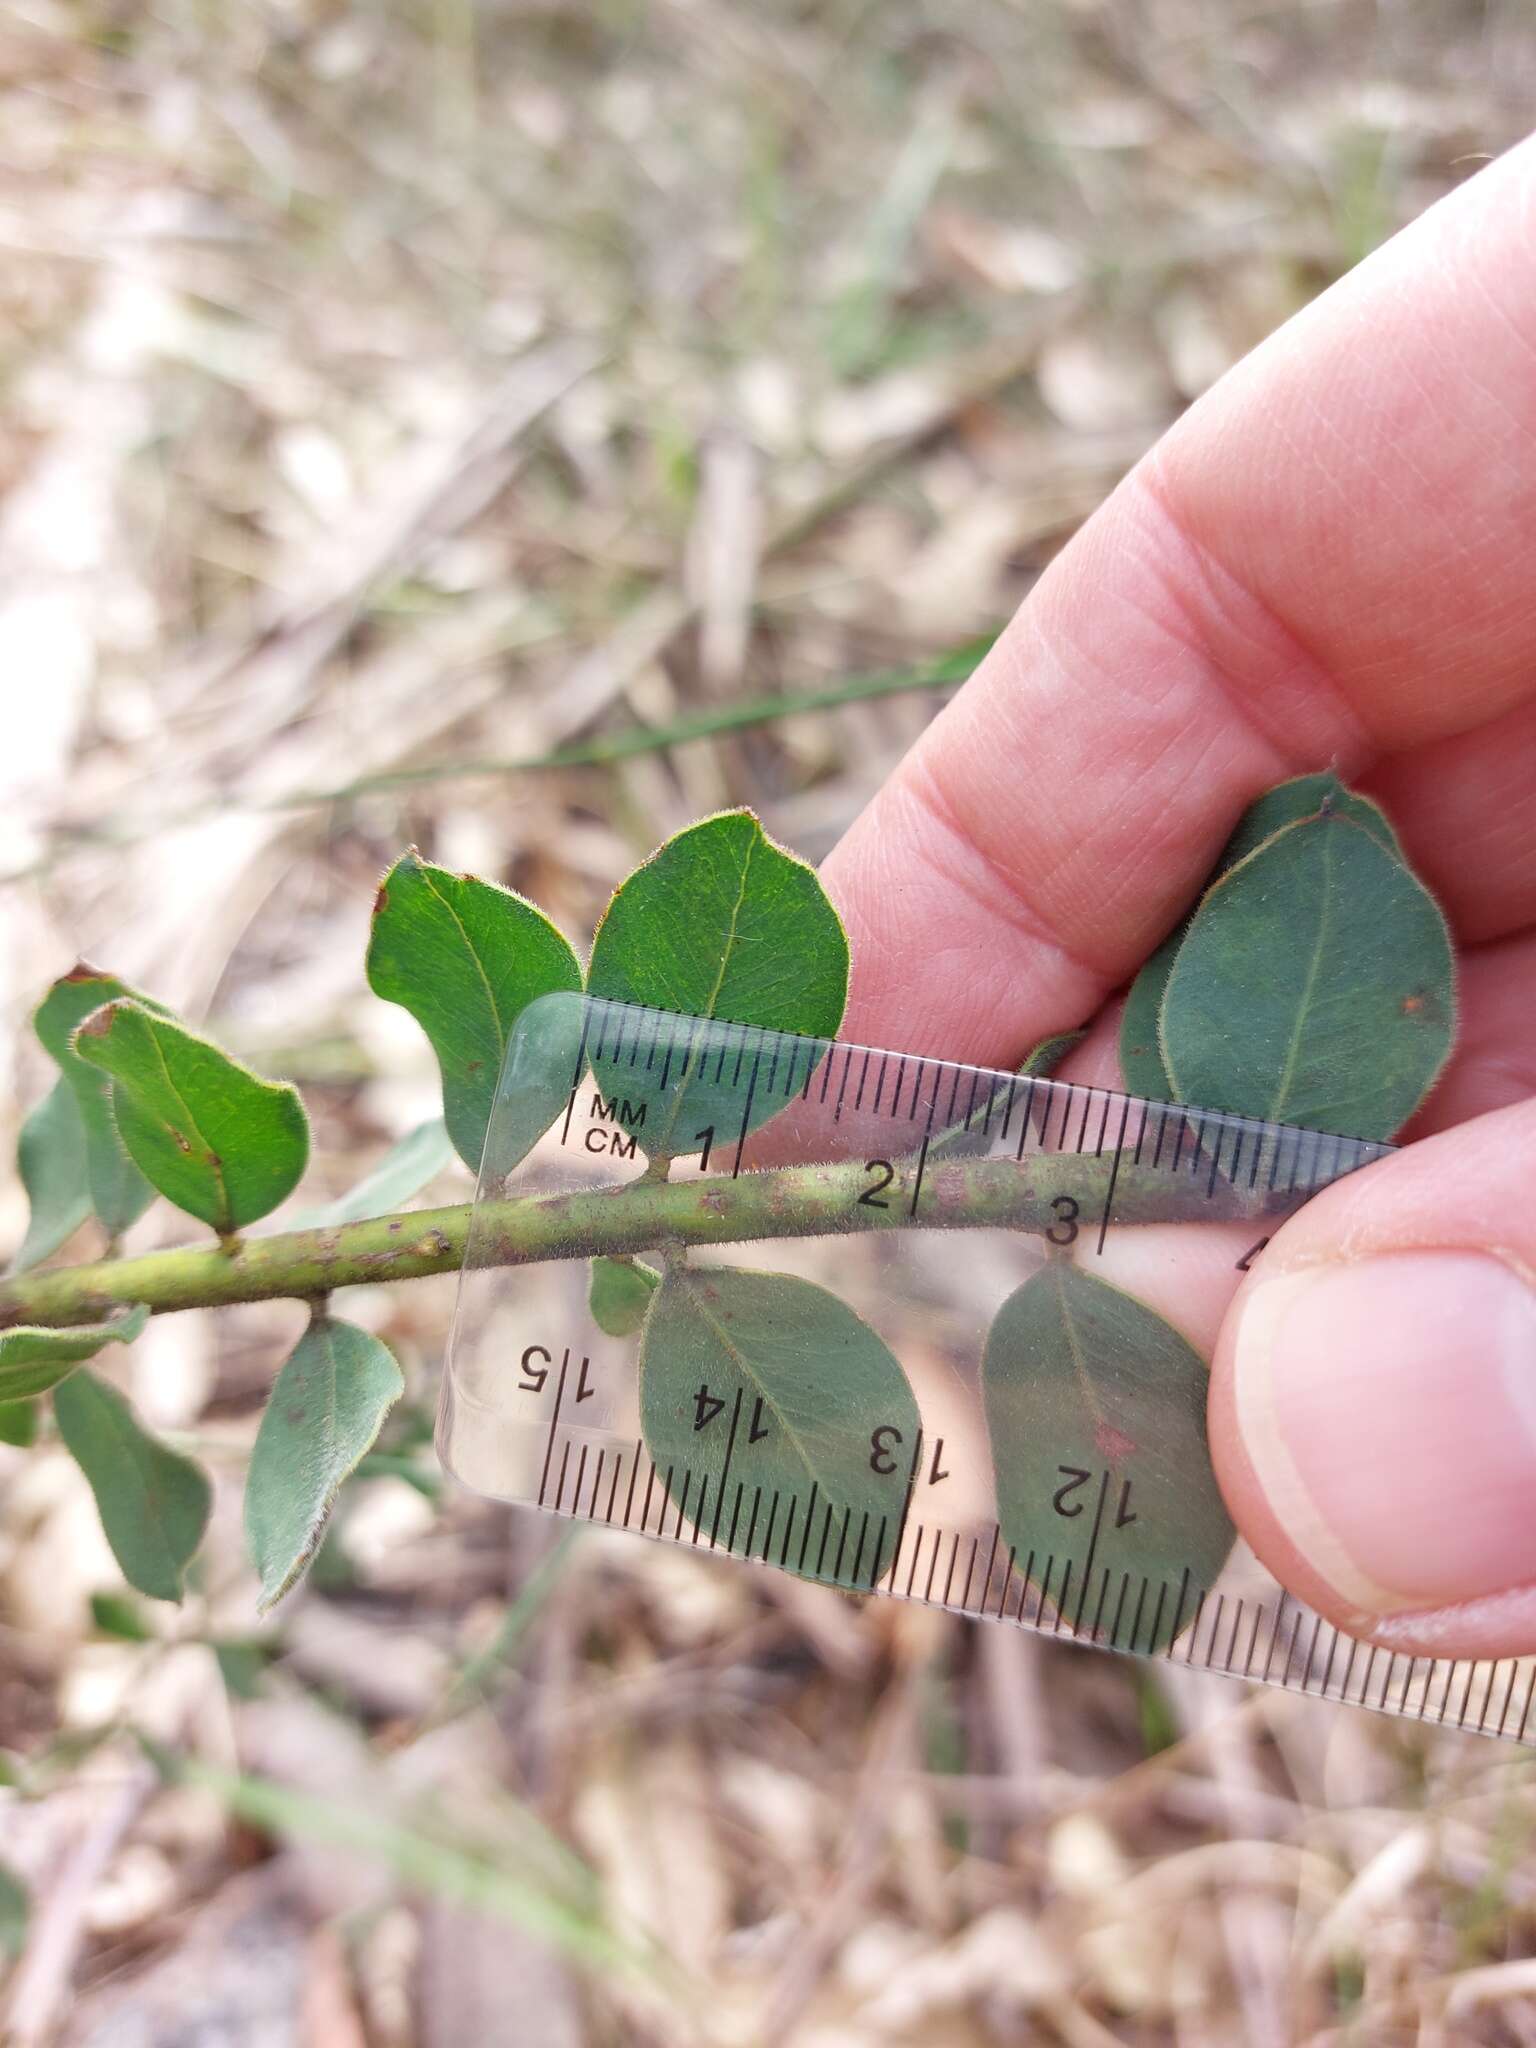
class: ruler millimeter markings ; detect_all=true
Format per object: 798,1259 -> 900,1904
446,996 -> 1530,1748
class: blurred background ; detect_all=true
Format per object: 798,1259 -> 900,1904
2,3 -> 1535,2042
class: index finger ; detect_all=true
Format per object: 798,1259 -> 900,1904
822,135 -> 1536,1063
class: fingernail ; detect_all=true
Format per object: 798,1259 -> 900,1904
1231,1252 -> 1536,1616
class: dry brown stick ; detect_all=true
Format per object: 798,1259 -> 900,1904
759,1654 -> 923,2036
544,295 -> 1084,749
2,1762 -> 158,2047
175,337 -> 605,737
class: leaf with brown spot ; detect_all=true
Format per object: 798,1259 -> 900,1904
1160,810 -> 1455,1137
983,1261 -> 1233,1653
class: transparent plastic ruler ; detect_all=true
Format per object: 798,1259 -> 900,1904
444,994 -> 1535,1746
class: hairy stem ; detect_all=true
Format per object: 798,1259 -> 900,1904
0,1150 -> 1282,1332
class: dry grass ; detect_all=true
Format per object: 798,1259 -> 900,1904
3,2 -> 1536,2042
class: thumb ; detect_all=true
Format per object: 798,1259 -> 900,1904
1209,1098 -> 1536,1659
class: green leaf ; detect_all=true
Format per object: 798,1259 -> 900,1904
90,1590 -> 154,1641
212,1639 -> 271,1700
639,1266 -> 917,1589
0,1403 -> 38,1448
52,1369 -> 212,1602
73,1002 -> 309,1234
983,1261 -> 1233,1652
244,1315 -> 405,1610
0,1857 -> 27,1960
353,1449 -> 440,1498
586,810 -> 848,1155
366,852 -> 583,1174
1160,811 -> 1454,1137
1020,1028 -> 1088,1079
289,1117 -> 456,1228
1118,931 -> 1181,1103
11,1079 -> 91,1273
1119,775 -> 1401,1103
929,1028 -> 1086,1164
1136,1671 -> 1180,1757
34,967 -> 167,1234
0,1304 -> 148,1402
480,990 -> 591,1187
589,1257 -> 658,1337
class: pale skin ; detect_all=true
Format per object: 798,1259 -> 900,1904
822,133 -> 1536,1662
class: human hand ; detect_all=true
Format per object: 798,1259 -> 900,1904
822,135 -> 1536,1660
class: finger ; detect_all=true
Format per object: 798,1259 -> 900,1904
1408,926 -> 1536,1135
824,135 -> 1536,1061
1209,1098 -> 1536,1658
1361,692 -> 1536,944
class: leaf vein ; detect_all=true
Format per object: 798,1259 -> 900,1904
416,865 -> 505,1045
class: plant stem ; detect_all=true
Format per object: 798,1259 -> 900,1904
0,1149 -> 1281,1332
286,638 -> 994,806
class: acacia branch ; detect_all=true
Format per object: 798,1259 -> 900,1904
0,1150 -> 1280,1332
